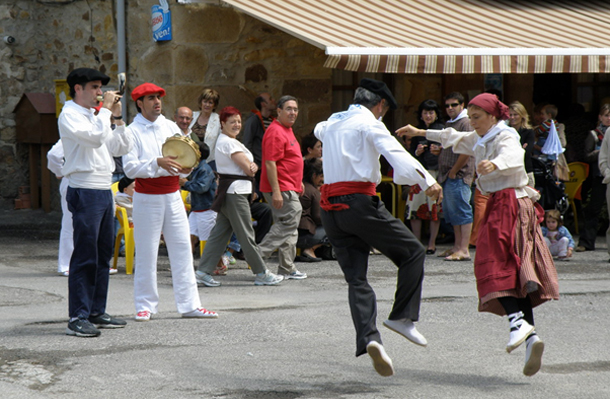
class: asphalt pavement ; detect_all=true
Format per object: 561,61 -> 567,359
1,209 -> 610,398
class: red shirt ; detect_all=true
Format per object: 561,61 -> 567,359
260,120 -> 303,193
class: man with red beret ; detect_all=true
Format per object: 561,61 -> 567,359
123,83 -> 218,322
59,67 -> 132,337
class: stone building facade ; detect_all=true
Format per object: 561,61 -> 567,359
0,0 -> 333,211
0,0 -> 569,212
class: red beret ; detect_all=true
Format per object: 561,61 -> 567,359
131,83 -> 166,102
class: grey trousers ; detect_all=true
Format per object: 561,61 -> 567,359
198,194 -> 266,275
258,191 -> 302,274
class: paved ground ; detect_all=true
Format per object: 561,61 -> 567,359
1,209 -> 610,398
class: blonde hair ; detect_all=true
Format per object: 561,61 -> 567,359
197,88 -> 220,111
508,101 -> 532,130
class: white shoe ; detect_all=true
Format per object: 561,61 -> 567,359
366,341 -> 394,377
254,271 -> 284,286
59,271 -> 69,277
506,312 -> 535,353
181,307 -> 219,319
383,319 -> 428,347
282,270 -> 307,280
109,268 -> 118,275
135,310 -> 151,322
196,271 -> 221,287
523,335 -> 544,376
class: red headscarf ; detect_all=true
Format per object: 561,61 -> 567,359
468,93 -> 509,120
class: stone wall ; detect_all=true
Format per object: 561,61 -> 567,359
0,0 -> 332,211
125,1 -> 331,137
0,0 -> 120,210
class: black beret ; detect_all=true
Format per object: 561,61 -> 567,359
67,68 -> 110,88
118,177 -> 135,193
359,78 -> 398,110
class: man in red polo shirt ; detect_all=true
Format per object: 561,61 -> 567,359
258,95 -> 307,279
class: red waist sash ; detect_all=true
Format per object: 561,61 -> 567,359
320,181 -> 377,211
135,176 -> 179,195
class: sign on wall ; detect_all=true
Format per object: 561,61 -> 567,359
152,0 -> 172,42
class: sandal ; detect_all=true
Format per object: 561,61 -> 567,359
426,248 -> 436,255
437,249 -> 454,258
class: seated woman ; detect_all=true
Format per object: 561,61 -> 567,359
295,158 -> 328,262
301,132 -> 322,161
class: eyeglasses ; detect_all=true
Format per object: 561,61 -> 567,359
445,103 -> 460,108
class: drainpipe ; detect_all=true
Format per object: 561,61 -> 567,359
117,0 -> 127,120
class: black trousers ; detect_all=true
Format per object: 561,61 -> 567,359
578,176 -> 604,250
321,194 -> 425,357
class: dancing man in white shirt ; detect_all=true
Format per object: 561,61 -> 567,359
123,83 -> 218,322
314,78 -> 442,376
59,68 -> 131,337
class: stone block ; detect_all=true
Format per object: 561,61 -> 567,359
306,104 -> 332,127
282,79 -> 330,103
0,126 -> 16,143
171,84 -> 206,111
173,5 -> 243,44
243,48 -> 286,63
245,64 -> 267,83
173,45 -> 208,84
137,45 -> 174,84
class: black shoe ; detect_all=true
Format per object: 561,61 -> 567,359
295,253 -> 322,262
234,250 -> 245,261
66,318 -> 101,337
89,313 -> 127,329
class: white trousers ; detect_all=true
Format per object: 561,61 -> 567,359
133,191 -> 201,314
58,177 -> 73,273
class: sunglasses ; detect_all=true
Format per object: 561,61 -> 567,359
445,103 -> 460,108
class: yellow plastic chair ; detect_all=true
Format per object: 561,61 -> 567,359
111,181 -> 119,195
563,162 -> 589,234
181,189 -> 191,212
199,240 -> 206,257
112,206 -> 135,274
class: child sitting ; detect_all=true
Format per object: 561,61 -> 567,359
115,177 -> 135,225
541,209 -> 574,260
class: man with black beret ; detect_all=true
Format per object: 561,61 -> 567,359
314,78 -> 442,376
59,67 -> 132,337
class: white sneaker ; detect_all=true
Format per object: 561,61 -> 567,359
196,271 -> 221,287
59,271 -> 69,277
523,335 -> 544,376
506,312 -> 535,353
109,268 -> 118,275
366,341 -> 394,377
135,310 -> 151,322
182,307 -> 219,319
383,319 -> 428,347
254,271 -> 284,286
282,270 -> 307,280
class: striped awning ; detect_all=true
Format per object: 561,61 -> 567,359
222,0 -> 610,74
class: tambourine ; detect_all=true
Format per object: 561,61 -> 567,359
162,134 -> 201,168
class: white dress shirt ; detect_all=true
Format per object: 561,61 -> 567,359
123,113 -> 187,179
314,104 -> 436,189
58,101 -> 133,189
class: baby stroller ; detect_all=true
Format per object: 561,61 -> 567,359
532,158 -> 569,214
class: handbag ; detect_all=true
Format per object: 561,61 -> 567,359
553,153 -> 569,182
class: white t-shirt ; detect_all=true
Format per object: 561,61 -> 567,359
215,133 -> 253,194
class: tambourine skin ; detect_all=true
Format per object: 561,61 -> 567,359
162,135 -> 201,168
